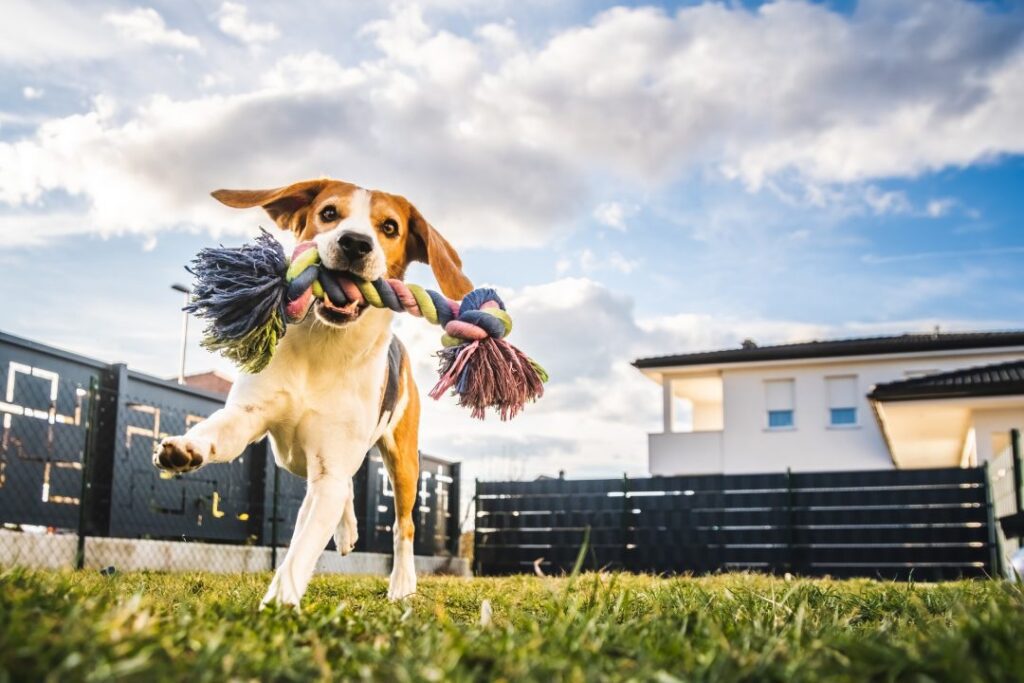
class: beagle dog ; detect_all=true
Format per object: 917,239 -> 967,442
154,179 -> 472,605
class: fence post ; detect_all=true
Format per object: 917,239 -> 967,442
79,363 -> 125,545
447,462 -> 462,556
620,472 -> 630,571
1011,429 -> 1022,541
75,376 -> 101,569
983,461 -> 1003,578
270,464 -> 280,571
245,440 -> 269,548
472,478 -> 481,576
363,455 -> 386,554
785,467 -> 795,576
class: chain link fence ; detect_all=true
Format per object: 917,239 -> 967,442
0,331 -> 461,575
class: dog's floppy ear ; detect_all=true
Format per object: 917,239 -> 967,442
211,180 -> 327,234
404,202 -> 473,300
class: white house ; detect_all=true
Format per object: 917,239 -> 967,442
634,331 -> 1024,476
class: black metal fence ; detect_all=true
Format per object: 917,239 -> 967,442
475,467 -> 998,581
0,331 -> 459,573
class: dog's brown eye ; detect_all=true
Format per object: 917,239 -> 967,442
319,205 -> 339,222
380,218 -> 399,237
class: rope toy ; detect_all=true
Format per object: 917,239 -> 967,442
185,230 -> 547,420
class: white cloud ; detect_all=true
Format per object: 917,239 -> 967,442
926,198 -> 958,218
476,21 -> 519,55
362,5 -> 482,88
21,86 -> 44,100
261,52 -> 364,90
608,252 -> 639,274
200,72 -> 230,89
559,248 -> 639,275
2,1 -> 1023,248
103,7 -> 202,53
864,187 -> 913,216
0,210 -> 100,247
860,189 -> 969,219
0,45 -> 579,248
465,2 -> 1024,189
215,2 -> 280,45
593,201 -> 635,230
0,0 -> 115,64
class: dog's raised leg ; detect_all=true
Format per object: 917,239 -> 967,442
155,405 -> 267,474
262,473 -> 352,607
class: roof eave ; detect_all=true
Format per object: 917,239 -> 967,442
868,382 -> 1024,403
633,334 -> 1024,371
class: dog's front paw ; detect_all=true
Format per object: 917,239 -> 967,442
260,572 -> 303,610
154,436 -> 212,474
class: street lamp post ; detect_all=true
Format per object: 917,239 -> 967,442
171,283 -> 191,385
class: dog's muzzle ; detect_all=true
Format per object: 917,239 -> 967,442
338,231 -> 372,262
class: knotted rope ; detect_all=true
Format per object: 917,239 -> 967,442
186,230 -> 547,420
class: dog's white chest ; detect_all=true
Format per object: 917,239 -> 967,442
230,313 -> 393,480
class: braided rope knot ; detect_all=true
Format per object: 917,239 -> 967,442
283,242 -> 513,347
187,231 -> 546,420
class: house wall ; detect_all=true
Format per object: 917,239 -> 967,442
972,407 -> 1024,464
692,400 -> 724,431
649,431 -> 723,474
650,350 -> 1024,476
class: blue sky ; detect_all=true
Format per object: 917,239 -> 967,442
1,0 -> 1022,479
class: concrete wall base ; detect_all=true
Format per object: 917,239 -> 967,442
0,532 -> 470,577
281,547 -> 470,577
84,537 -> 270,573
0,529 -> 78,570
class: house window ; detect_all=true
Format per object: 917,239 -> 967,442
765,379 -> 795,429
830,407 -> 857,425
826,375 -> 858,427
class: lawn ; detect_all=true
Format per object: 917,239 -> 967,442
1,569 -> 1022,682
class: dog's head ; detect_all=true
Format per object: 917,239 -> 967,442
212,179 -> 473,327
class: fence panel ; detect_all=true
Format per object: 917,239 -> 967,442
360,452 -> 460,557
475,477 -> 628,575
0,331 -> 461,572
0,353 -> 97,569
106,371 -> 266,543
476,467 -> 997,580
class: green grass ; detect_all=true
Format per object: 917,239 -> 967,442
1,569 -> 1022,682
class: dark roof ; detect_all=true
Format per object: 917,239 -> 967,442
868,359 -> 1024,402
633,330 -> 1024,370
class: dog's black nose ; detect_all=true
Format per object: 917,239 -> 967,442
338,232 -> 373,261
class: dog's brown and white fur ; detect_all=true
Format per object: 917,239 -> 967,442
154,179 -> 472,605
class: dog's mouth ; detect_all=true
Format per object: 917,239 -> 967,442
301,267 -> 375,327
314,297 -> 368,326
